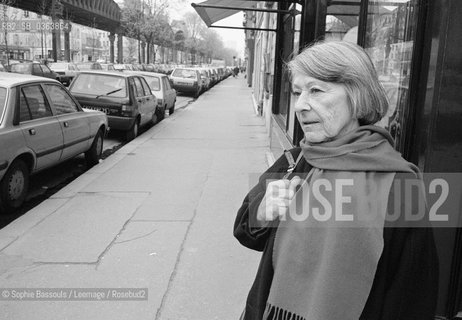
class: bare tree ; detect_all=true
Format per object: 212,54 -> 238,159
182,11 -> 207,64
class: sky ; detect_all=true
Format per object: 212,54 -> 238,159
167,0 -> 246,58
115,0 -> 246,58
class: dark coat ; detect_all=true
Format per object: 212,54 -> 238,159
234,148 -> 439,320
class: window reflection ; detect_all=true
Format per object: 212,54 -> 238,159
326,0 -> 360,43
364,0 -> 419,152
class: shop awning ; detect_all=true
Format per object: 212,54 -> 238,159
191,0 -> 291,32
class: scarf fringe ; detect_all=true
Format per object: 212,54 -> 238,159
263,302 -> 306,320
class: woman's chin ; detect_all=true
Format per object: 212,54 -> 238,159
303,133 -> 328,144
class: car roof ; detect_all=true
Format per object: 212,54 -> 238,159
75,70 -> 133,78
0,72 -> 60,88
122,70 -> 166,78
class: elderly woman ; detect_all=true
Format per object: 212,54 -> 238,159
234,41 -> 438,320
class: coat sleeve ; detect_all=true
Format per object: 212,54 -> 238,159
233,148 -> 301,252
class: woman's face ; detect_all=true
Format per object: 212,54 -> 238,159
292,72 -> 359,144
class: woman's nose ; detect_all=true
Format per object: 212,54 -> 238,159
294,94 -> 311,112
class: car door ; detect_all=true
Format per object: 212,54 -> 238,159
140,76 -> 156,114
132,76 -> 152,126
17,84 -> 64,171
43,83 -> 92,161
162,77 -> 174,108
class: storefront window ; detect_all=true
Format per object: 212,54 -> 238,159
326,0 -> 360,43
364,0 -> 420,152
277,10 -> 296,122
287,4 -> 303,139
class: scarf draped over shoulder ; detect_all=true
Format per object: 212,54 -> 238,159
264,125 -> 419,320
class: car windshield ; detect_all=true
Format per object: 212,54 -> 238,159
172,69 -> 197,79
0,87 -> 6,123
144,76 -> 160,91
70,74 -> 127,97
10,64 -> 31,73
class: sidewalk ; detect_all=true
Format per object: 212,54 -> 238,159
0,76 -> 270,319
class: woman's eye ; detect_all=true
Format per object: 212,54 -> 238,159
292,90 -> 301,97
310,87 -> 322,94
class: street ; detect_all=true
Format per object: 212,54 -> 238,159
0,76 -> 264,319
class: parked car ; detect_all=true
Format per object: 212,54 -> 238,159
68,71 -> 159,141
10,61 -> 59,81
124,70 -> 177,115
169,68 -> 203,98
0,63 -> 6,72
100,63 -> 116,71
0,73 -> 107,212
208,68 -> 218,86
48,62 -> 80,86
113,64 -> 125,71
196,68 -> 212,92
75,62 -> 103,71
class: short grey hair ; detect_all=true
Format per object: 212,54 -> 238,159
287,41 -> 389,125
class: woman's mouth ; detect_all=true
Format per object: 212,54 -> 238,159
302,121 -> 319,125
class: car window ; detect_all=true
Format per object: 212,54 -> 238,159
164,78 -> 172,90
19,85 -> 52,122
145,76 -> 160,91
42,65 -> 52,73
11,63 -> 31,74
133,77 -> 145,97
0,87 -> 6,123
32,64 -> 42,75
70,74 -> 127,97
172,69 -> 197,79
68,64 -> 75,71
140,77 -> 152,95
44,84 -> 79,114
162,77 -> 170,90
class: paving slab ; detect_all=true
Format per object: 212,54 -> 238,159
1,192 -> 148,263
0,221 -> 188,320
158,174 -> 262,320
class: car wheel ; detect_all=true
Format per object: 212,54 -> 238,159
154,107 -> 165,123
125,119 -> 139,141
0,159 -> 29,213
85,129 -> 104,167
169,103 -> 175,115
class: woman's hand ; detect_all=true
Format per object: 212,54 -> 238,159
256,176 -> 303,223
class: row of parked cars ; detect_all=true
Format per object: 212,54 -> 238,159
0,60 -> 179,87
168,66 -> 233,98
0,65 -> 181,213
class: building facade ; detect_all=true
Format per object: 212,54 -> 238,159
0,6 -> 194,65
244,0 -> 462,318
